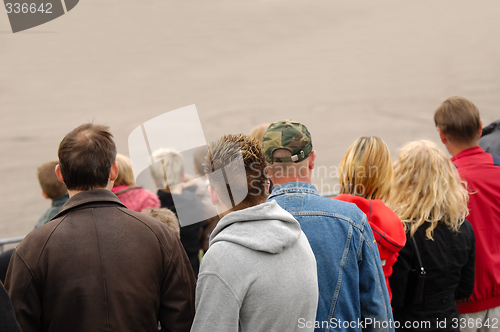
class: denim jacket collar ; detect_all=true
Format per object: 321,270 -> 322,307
269,181 -> 320,198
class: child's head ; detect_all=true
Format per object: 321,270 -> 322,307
37,161 -> 67,199
141,208 -> 180,238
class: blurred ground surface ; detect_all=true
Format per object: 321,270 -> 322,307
1,0 -> 500,239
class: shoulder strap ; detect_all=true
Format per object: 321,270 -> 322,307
411,236 -> 425,275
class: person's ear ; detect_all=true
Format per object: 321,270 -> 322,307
55,164 -> 65,184
309,150 -> 317,170
41,190 -> 50,199
208,185 -> 219,206
109,161 -> 119,182
479,120 -> 483,139
437,127 -> 448,144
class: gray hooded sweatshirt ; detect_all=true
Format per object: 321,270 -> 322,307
190,200 -> 318,332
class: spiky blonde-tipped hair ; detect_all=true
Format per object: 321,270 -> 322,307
387,140 -> 469,240
338,136 -> 393,200
205,134 -> 268,210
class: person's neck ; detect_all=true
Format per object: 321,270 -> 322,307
446,142 -> 478,157
68,182 -> 113,198
270,176 -> 311,186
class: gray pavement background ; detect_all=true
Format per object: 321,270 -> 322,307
1,0 -> 499,239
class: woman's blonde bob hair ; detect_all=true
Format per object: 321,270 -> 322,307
115,154 -> 135,186
338,136 -> 393,200
387,140 -> 469,240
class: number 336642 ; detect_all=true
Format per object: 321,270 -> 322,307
5,3 -> 53,14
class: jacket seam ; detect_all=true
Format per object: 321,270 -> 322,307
33,214 -> 68,268
288,211 -> 363,232
56,197 -> 125,217
17,215 -> 68,315
13,251 -> 37,313
92,208 -> 110,330
269,189 -> 319,197
198,272 -> 242,305
372,227 -> 405,249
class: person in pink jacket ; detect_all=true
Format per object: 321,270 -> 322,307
112,153 -> 160,212
334,136 -> 406,301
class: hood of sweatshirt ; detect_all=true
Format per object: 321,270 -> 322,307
209,200 -> 302,254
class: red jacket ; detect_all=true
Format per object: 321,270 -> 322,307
334,194 -> 406,300
453,146 -> 500,313
111,185 -> 160,212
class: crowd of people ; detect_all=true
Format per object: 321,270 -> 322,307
0,96 -> 499,332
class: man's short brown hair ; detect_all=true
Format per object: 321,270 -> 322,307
58,123 -> 117,191
205,134 -> 268,211
434,96 -> 481,146
37,161 -> 67,199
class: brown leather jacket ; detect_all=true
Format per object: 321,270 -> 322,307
5,189 -> 196,332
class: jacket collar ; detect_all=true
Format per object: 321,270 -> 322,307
451,146 -> 484,163
269,181 -> 319,198
53,189 -> 126,219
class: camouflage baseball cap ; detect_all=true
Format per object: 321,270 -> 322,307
262,120 -> 313,163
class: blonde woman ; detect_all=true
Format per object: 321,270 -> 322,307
112,154 -> 160,212
334,136 -> 406,301
388,140 -> 475,331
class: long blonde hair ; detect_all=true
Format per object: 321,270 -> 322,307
387,140 -> 469,240
338,136 -> 393,200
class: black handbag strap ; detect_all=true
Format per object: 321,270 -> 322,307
411,236 -> 426,276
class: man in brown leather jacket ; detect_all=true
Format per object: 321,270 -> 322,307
5,123 -> 196,332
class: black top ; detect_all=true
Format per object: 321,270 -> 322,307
0,282 -> 21,332
479,119 -> 500,157
157,190 -> 204,277
390,219 -> 475,331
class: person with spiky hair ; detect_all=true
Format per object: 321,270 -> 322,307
191,134 -> 318,332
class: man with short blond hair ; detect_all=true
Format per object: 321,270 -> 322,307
264,120 -> 393,332
435,97 -> 500,331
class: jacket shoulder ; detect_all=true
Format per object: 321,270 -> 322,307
316,196 -> 367,226
114,207 -> 181,248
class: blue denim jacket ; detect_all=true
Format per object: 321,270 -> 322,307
269,182 -> 394,332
